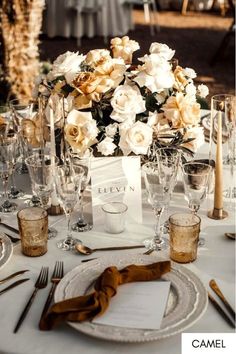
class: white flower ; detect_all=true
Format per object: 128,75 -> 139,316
149,43 -> 175,60
183,67 -> 197,79
48,51 -> 85,85
197,84 -> 209,98
134,54 -> 175,93
182,126 -> 205,153
119,121 -> 153,155
105,123 -> 118,137
97,137 -> 116,156
64,109 -> 98,153
110,84 -> 146,123
185,83 -> 197,97
110,36 -> 140,64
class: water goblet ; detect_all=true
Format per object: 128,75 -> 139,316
142,162 -> 173,251
9,99 -> 36,175
70,148 -> 93,232
25,153 -> 59,239
0,135 -> 18,212
182,161 -> 212,246
55,163 -> 84,251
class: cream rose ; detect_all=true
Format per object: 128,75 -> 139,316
73,72 -> 113,103
110,84 -> 146,123
134,54 -> 175,93
182,126 -> 205,153
149,43 -> 175,60
197,84 -> 209,98
110,36 -> 140,64
119,121 -> 153,155
97,137 -> 116,156
47,51 -> 85,84
64,109 -> 98,153
162,92 -> 201,129
85,49 -> 111,67
94,58 -> 127,88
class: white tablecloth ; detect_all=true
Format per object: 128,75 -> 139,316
0,153 -> 235,354
43,0 -> 133,39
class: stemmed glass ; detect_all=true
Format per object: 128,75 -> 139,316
55,163 -> 84,251
70,148 -> 93,232
25,153 -> 59,239
182,161 -> 212,246
142,162 -> 174,250
0,135 -> 18,212
9,99 -> 35,175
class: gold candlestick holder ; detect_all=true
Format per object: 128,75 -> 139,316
207,208 -> 228,220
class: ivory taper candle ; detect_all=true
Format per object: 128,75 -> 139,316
214,111 -> 223,210
49,98 -> 59,207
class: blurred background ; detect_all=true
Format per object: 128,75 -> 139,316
0,0 -> 235,104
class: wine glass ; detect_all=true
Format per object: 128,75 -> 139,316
9,99 -> 36,175
0,135 -> 18,212
25,153 -> 59,238
142,162 -> 173,250
55,163 -> 84,251
155,147 -> 181,230
182,161 -> 212,246
70,148 -> 93,232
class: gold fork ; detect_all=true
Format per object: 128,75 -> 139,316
39,261 -> 64,324
14,266 -> 48,333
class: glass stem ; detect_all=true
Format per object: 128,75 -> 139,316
3,175 -> 9,201
77,192 -> 85,223
153,207 -> 163,244
65,211 -> 73,244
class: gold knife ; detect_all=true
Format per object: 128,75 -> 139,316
0,270 -> 29,285
209,279 -> 236,321
0,278 -> 29,296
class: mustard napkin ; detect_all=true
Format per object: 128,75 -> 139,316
39,261 -> 171,331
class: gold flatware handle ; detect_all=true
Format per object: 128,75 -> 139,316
209,279 -> 236,320
208,293 -> 235,328
0,270 -> 29,285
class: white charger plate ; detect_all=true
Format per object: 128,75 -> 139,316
0,233 -> 13,270
55,253 -> 208,342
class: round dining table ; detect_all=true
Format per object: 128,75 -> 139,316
0,141 -> 235,354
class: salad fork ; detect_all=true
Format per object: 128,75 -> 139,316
39,261 -> 64,323
14,266 -> 49,333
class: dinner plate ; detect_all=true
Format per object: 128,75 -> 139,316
55,253 -> 208,342
0,233 -> 13,270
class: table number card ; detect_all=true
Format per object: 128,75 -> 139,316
90,156 -> 142,225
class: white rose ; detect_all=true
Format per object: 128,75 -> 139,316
149,43 -> 175,60
134,54 -> 174,93
110,84 -> 146,123
105,123 -> 118,137
182,126 -> 205,153
183,67 -> 197,79
97,137 -> 116,156
197,84 -> 209,98
185,83 -> 197,97
119,121 -> 153,155
48,51 -> 85,84
65,109 -> 98,153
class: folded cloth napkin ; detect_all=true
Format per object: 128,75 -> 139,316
39,261 -> 171,331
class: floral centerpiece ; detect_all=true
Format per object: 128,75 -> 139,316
35,36 -> 209,158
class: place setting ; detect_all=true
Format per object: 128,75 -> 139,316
0,2 -> 235,352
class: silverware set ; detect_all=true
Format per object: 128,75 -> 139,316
0,261 -> 63,333
208,278 -> 235,328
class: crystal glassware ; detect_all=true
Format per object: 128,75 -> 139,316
0,135 -> 18,212
142,161 -> 175,250
182,161 -> 212,246
70,148 -> 93,232
55,163 -> 84,251
25,153 -> 59,239
9,99 -> 36,175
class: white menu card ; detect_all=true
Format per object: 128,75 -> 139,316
90,156 -> 142,225
93,280 -> 171,330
